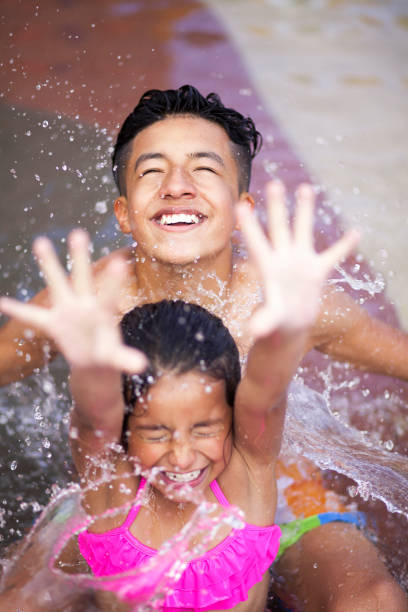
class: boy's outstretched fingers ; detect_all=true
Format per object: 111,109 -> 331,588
321,228 -> 361,273
69,229 -> 93,296
33,236 -> 71,302
294,183 -> 315,248
0,297 -> 50,330
266,181 -> 290,249
109,345 -> 148,375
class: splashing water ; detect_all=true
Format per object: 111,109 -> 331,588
0,472 -> 244,611
283,379 -> 408,517
329,264 -> 386,297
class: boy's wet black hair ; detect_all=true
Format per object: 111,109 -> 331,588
112,84 -> 262,195
120,300 -> 241,448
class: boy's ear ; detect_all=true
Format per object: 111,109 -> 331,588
235,192 -> 255,230
114,197 -> 132,234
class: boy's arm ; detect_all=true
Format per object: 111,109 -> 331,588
310,287 -> 408,379
0,289 -> 57,386
234,182 -> 359,463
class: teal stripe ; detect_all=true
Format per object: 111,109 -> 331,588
277,511 -> 365,560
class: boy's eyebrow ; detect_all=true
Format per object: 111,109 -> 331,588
133,151 -> 225,172
134,152 -> 165,172
187,151 -> 225,167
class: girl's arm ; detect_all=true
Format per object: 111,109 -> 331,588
234,182 -> 359,464
0,230 -> 146,477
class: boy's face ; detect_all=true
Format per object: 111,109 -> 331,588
114,115 -> 252,266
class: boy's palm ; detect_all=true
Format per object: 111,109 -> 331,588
0,230 -> 146,374
237,182 -> 359,339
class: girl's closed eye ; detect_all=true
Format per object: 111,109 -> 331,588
136,427 -> 171,442
193,424 -> 224,438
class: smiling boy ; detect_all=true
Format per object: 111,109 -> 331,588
0,85 -> 407,609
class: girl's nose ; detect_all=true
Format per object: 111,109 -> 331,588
159,167 -> 196,200
168,438 -> 196,470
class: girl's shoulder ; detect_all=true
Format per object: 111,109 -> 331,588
81,453 -> 141,533
217,446 -> 277,526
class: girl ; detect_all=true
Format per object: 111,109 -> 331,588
0,185 -> 358,611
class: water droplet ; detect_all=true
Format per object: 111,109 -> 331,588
95,200 -> 108,214
10,460 -> 17,471
42,380 -> 53,394
42,120 -> 49,128
69,427 -> 78,439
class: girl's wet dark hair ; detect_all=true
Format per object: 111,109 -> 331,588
112,84 -> 262,195
120,300 -> 241,448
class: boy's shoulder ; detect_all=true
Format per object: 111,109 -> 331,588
92,245 -> 134,273
92,246 -> 141,316
230,250 -> 261,303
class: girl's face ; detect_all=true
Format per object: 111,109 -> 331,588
127,370 -> 233,500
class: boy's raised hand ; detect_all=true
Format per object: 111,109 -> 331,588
0,230 -> 147,374
237,181 -> 360,340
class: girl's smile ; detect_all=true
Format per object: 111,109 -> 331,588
158,466 -> 209,488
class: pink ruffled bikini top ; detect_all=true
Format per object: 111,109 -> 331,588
78,477 -> 281,611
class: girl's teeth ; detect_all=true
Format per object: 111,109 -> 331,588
159,213 -> 199,225
165,469 -> 201,483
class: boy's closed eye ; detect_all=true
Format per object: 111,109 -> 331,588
194,166 -> 217,174
139,168 -> 164,178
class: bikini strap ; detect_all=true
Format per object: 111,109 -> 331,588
210,479 -> 231,508
122,476 -> 147,527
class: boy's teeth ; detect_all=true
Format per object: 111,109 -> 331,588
159,213 -> 200,225
165,469 -> 201,483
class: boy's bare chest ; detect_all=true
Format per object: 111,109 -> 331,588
111,260 -> 261,354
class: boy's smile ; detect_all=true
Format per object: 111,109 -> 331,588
114,115 -> 253,267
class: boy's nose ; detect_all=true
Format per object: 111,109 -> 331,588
159,167 -> 196,200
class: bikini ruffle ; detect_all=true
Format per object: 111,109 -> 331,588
78,524 -> 281,610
